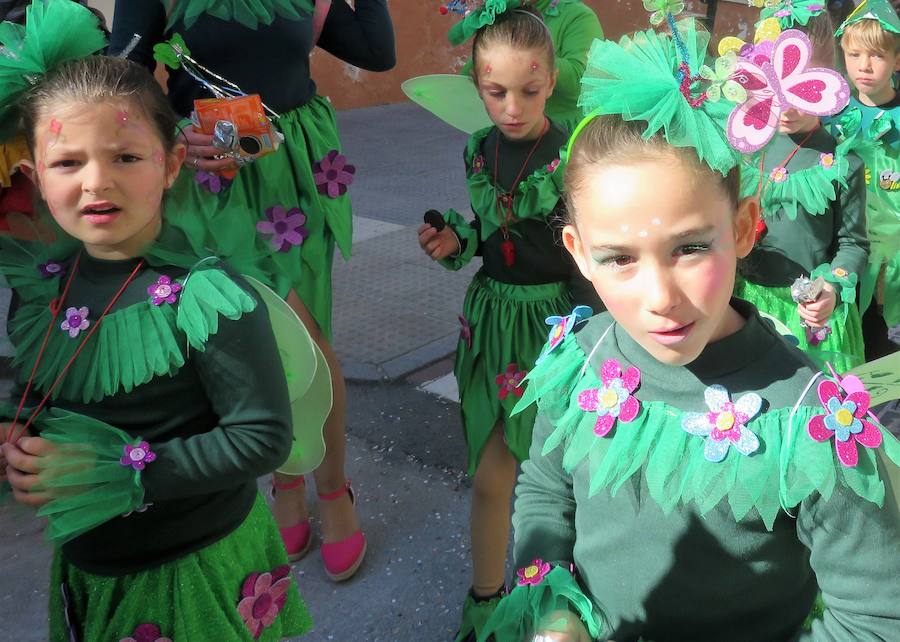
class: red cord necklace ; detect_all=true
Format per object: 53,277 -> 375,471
7,251 -> 146,445
493,117 -> 550,267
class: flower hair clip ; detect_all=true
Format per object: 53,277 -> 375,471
753,0 -> 827,29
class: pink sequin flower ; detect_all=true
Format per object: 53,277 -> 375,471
471,154 -> 485,174
147,275 -> 182,306
257,206 -> 309,253
770,166 -> 789,183
545,158 -> 560,173
516,559 -> 551,586
807,378 -> 882,467
38,261 -> 66,278
458,315 -> 472,349
118,623 -> 172,642
313,150 -> 355,198
237,565 -> 293,640
194,170 -> 233,194
60,306 -> 89,338
819,153 -> 834,169
496,363 -> 527,400
682,385 -> 762,462
120,441 -> 156,471
577,359 -> 641,437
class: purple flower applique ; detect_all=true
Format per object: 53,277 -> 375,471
38,261 -> 66,279
120,441 -> 157,471
256,206 -> 309,253
458,315 -> 472,349
471,154 -> 485,174
60,307 -> 89,338
118,623 -> 172,642
819,153 -> 835,170
540,305 -> 592,361
545,158 -> 560,173
770,166 -> 789,183
237,565 -> 293,640
516,559 -> 551,586
682,385 -> 763,462
194,170 -> 232,194
808,377 -> 882,467
313,150 -> 355,198
805,323 -> 831,346
577,359 -> 641,437
147,275 -> 182,306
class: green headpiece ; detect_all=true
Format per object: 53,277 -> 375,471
757,0 -> 828,29
835,0 -> 900,36
447,0 -> 523,46
571,15 -> 741,175
0,0 -> 106,141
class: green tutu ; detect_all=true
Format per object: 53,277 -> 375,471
49,494 -> 311,642
167,95 -> 352,340
734,279 -> 864,372
455,272 -> 571,475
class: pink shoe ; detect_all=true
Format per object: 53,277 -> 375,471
272,476 -> 312,562
318,480 -> 367,581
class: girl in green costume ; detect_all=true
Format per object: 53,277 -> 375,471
109,0 -> 395,581
479,13 -> 900,642
0,5 -> 309,639
420,4 -> 590,640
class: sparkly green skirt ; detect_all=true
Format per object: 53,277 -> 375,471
455,272 -> 571,475
166,95 -> 352,340
734,279 -> 865,372
49,494 -> 311,642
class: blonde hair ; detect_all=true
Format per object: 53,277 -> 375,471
796,11 -> 838,67
840,18 -> 900,55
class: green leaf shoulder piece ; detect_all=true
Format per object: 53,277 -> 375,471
465,126 -> 565,241
161,0 -> 314,30
516,319 -> 900,530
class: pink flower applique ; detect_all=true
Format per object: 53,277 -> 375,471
313,150 -> 355,198
458,315 -> 472,349
577,359 -> 641,437
118,623 -> 172,642
805,323 -> 831,346
682,385 -> 762,462
194,170 -> 233,194
38,261 -> 66,278
770,166 -> 789,183
237,565 -> 293,640
807,377 -> 882,467
516,559 -> 551,586
120,441 -> 157,471
819,153 -> 835,169
147,275 -> 182,306
541,305 -> 592,359
60,306 -> 89,338
545,158 -> 560,173
496,363 -> 527,400
471,154 -> 485,174
256,205 -> 308,253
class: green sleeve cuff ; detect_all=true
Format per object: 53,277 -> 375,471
810,262 -> 858,304
438,208 -> 479,271
478,564 -> 603,642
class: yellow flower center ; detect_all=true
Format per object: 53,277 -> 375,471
552,325 -> 564,340
716,411 -> 736,432
835,408 -> 854,427
523,565 -> 539,579
601,389 -> 619,409
832,268 -> 847,278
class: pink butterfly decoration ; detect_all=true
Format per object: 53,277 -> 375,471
727,29 -> 849,153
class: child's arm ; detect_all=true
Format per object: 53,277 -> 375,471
550,5 -> 604,119
796,456 -> 900,639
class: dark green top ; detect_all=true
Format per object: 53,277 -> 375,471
512,301 -> 900,640
740,128 -> 869,287
3,239 -> 292,575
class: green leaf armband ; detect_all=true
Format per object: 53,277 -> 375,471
478,562 -> 603,642
437,208 -> 479,272
810,262 -> 858,305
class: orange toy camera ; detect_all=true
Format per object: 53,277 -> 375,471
192,94 -> 280,172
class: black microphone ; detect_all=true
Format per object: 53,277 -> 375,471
423,209 -> 446,232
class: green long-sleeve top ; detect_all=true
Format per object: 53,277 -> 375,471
460,0 -> 603,126
506,300 -> 900,641
740,128 -> 870,287
0,230 -> 293,576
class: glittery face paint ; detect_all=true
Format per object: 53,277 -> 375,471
531,61 -> 539,72
118,110 -> 129,125
49,118 -> 63,136
484,64 -> 492,75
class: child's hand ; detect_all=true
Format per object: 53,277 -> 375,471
531,610 -> 592,642
181,126 -> 239,173
418,223 -> 460,261
798,282 -> 837,328
2,436 -> 56,507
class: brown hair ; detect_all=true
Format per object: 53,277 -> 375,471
20,56 -> 179,154
471,7 -> 555,77
562,116 -> 741,225
840,18 -> 900,55
795,11 -> 838,67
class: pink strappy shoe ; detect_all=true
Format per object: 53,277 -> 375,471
318,480 -> 367,581
272,476 -> 312,562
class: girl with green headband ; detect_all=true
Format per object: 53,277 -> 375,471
475,14 -> 900,642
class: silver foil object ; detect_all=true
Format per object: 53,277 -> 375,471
212,119 -> 238,151
790,275 -> 825,304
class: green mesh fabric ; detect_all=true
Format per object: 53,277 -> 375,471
32,408 -> 146,544
463,126 -> 565,241
759,0 -> 826,29
448,0 -> 520,46
514,331 -> 900,530
478,566 -> 603,642
577,19 -> 741,175
0,0 -> 106,141
162,0 -> 314,30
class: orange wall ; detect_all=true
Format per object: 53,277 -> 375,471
311,0 -> 760,110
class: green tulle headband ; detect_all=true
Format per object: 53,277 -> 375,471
754,0 -> 827,29
0,0 -> 106,142
447,0 -> 527,46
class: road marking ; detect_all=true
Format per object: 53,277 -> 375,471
419,372 -> 459,403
